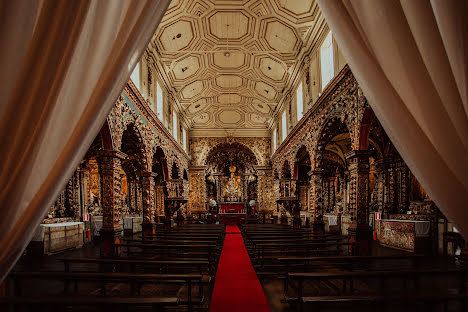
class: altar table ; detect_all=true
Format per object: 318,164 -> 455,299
32,222 -> 84,254
379,219 -> 431,252
219,203 -> 245,213
218,213 -> 246,225
124,217 -> 143,234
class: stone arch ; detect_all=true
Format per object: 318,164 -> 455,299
152,146 -> 169,181
204,142 -> 259,168
294,145 -> 311,180
119,121 -> 150,172
171,161 -> 180,179
281,160 -> 292,179
200,141 -> 262,167
313,112 -> 354,170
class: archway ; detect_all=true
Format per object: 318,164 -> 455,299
204,142 -> 258,224
295,146 -> 311,213
314,117 -> 353,233
152,147 -> 168,222
120,123 -> 147,218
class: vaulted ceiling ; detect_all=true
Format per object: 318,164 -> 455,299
149,0 -> 326,136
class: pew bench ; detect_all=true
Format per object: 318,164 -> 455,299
285,268 -> 466,310
300,293 -> 468,312
0,296 -> 179,312
8,271 -> 207,312
57,257 -> 211,275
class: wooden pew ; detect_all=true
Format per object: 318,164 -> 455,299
8,271 -> 205,312
0,296 -> 178,312
277,254 -> 428,294
300,293 -> 468,312
286,268 -> 465,311
57,257 -> 210,275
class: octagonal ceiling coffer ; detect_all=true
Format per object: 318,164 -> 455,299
219,110 -> 242,124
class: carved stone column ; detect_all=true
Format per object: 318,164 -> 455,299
387,164 -> 396,214
155,182 -> 165,221
80,166 -> 90,216
188,166 -> 207,213
398,164 -> 409,213
136,178 -> 143,214
140,172 -> 156,235
127,178 -> 136,214
346,150 -> 372,255
255,166 -> 273,215
97,150 -> 127,257
309,170 -> 324,233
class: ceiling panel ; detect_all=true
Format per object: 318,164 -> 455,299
150,0 -> 322,135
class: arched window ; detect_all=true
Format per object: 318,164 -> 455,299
183,127 -> 188,151
130,62 -> 140,90
156,81 -> 163,120
172,110 -> 178,141
296,82 -> 304,121
272,128 -> 277,152
281,110 -> 287,141
320,31 -> 334,90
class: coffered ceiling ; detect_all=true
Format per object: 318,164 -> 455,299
148,0 -> 326,137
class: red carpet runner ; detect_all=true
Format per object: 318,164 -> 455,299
209,225 -> 271,312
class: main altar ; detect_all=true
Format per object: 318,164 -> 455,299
207,165 -> 255,224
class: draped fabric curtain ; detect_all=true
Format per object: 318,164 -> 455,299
0,0 -> 169,282
316,0 -> 468,238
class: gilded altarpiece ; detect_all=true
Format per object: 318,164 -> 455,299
189,137 -> 274,215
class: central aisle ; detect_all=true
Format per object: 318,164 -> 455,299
209,225 -> 271,312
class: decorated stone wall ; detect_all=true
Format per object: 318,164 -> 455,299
45,81 -> 190,225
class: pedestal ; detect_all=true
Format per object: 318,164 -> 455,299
142,222 -> 156,237
348,225 -> 373,255
100,228 -> 122,257
293,216 -> 302,229
310,220 -> 325,234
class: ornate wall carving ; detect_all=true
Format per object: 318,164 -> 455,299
272,66 -> 369,215
190,137 -> 271,167
188,167 -> 207,213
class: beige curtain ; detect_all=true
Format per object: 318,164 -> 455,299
0,0 -> 169,282
316,1 -> 468,238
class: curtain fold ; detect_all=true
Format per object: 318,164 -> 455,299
0,0 -> 170,282
316,0 -> 468,238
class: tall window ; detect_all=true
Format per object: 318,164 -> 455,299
183,128 -> 188,151
281,110 -> 287,141
296,82 -> 304,121
130,62 -> 140,90
272,128 -> 277,152
320,31 -> 334,90
156,81 -> 163,120
172,110 -> 178,141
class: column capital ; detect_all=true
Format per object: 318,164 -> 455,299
97,149 -> 127,161
139,171 -> 157,178
189,166 -> 208,171
344,150 -> 370,161
308,170 -> 323,177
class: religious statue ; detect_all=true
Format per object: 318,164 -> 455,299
222,166 -> 242,202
